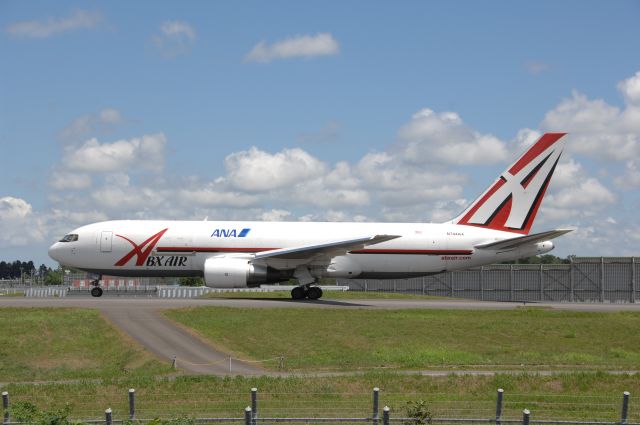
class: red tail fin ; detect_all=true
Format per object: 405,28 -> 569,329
451,133 -> 566,234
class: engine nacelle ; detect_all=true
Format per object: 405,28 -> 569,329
203,257 -> 292,288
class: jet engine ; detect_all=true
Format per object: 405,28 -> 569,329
203,257 -> 292,288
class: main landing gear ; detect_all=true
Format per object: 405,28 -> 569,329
290,285 -> 323,300
90,276 -> 103,297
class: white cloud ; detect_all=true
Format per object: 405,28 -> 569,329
0,197 -> 46,247
297,121 -> 341,144
524,61 -> 551,75
49,170 -> 92,190
89,186 -> 167,212
260,209 -> 292,221
64,133 -> 166,173
542,74 -> 640,162
5,10 -> 103,38
160,21 -> 196,40
552,178 -> 615,209
244,32 -> 339,63
177,187 -> 257,209
618,71 -> 640,105
224,147 -> 326,191
397,108 -> 509,165
152,20 -> 196,58
98,108 -> 124,124
513,128 -> 543,150
58,108 -> 126,144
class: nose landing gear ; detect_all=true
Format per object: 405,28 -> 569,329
90,276 -> 103,297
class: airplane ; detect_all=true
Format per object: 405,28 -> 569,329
48,132 -> 573,299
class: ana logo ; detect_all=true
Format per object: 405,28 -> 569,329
114,228 -> 169,266
211,228 -> 251,238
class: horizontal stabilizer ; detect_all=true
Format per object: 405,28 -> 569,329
254,234 -> 401,260
474,228 -> 574,251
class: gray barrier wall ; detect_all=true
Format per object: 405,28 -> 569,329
341,257 -> 639,303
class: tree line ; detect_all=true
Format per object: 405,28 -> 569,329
0,261 -> 62,285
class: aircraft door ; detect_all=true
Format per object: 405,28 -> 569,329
100,231 -> 113,252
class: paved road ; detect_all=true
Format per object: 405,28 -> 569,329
3,297 -> 640,376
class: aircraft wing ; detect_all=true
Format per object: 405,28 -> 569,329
254,234 -> 401,260
474,228 -> 574,250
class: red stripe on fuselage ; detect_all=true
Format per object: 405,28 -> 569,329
350,249 -> 473,255
156,247 -> 473,256
156,247 -> 277,253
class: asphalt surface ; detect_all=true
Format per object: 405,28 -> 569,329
3,296 -> 640,376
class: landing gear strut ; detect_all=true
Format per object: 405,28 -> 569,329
90,276 -> 103,297
290,285 -> 323,300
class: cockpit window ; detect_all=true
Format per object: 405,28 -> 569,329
59,234 -> 78,242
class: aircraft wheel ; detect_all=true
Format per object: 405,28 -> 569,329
90,287 -> 103,297
291,286 -> 307,300
307,286 -> 323,300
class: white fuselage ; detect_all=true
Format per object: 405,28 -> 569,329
48,219 -> 553,281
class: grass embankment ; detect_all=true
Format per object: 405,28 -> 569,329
3,373 -> 640,421
2,307 -> 640,421
165,307 -> 640,371
0,308 -> 171,381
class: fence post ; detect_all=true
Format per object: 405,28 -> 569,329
128,388 -> 135,419
621,391 -> 630,425
570,256 -> 575,302
510,265 -> 514,302
422,277 -> 425,296
279,354 -> 285,370
450,272 -> 454,298
2,391 -> 9,425
522,409 -> 530,425
251,388 -> 258,425
105,408 -> 112,425
372,387 -> 380,425
244,407 -> 252,425
383,406 -> 390,425
229,356 -> 232,373
480,266 -> 484,301
540,263 -> 544,301
601,257 -> 605,302
631,258 -> 636,304
496,388 -> 504,425
172,356 -> 177,369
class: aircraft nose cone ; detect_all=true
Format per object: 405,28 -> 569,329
48,242 -> 62,262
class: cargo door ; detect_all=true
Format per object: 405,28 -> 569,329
100,231 -> 113,252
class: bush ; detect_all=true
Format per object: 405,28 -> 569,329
403,400 -> 432,425
177,277 -> 204,287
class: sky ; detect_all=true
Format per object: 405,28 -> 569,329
1,1 -> 640,267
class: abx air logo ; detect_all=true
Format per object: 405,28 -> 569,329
114,228 -> 169,266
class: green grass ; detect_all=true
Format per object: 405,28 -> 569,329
3,373 -> 640,421
0,291 -> 24,297
2,308 -> 640,421
0,308 -> 172,381
164,307 -> 640,371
